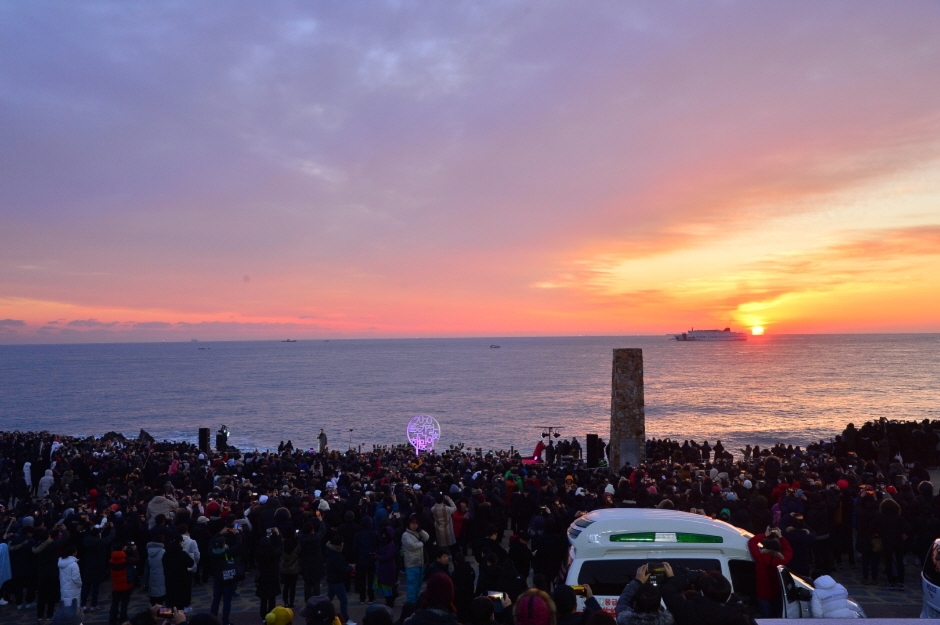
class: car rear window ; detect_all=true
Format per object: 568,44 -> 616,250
577,558 -> 722,598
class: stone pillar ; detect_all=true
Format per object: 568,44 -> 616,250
610,348 -> 645,472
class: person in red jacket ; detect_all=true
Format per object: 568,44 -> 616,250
748,526 -> 793,618
108,542 -> 140,625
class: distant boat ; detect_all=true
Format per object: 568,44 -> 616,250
191,339 -> 198,342
490,344 -> 501,348
674,328 -> 747,341
282,339 -> 297,343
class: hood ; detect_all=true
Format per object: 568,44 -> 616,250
326,542 -> 343,553
147,542 -> 165,556
150,495 -> 168,504
361,516 -> 374,530
813,575 -> 837,590
58,556 -> 78,569
110,550 -> 127,564
45,469 -> 53,477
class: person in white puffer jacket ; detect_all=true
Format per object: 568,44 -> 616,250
58,546 -> 83,606
810,575 -> 861,618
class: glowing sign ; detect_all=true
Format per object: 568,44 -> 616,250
407,415 -> 441,455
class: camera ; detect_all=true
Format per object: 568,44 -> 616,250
158,608 -> 173,618
487,592 -> 504,601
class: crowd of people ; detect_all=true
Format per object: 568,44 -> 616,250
0,417 -> 938,625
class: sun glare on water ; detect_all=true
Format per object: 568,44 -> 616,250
751,326 -> 765,336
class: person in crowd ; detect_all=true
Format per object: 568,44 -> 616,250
280,528 -> 302,608
164,533 -> 196,612
35,525 -> 70,623
869,497 -> 912,591
352,516 -> 378,605
614,566 -> 673,625
513,589 -> 555,625
431,494 -> 457,553
325,535 -> 354,624
402,515 -> 429,605
299,521 -> 327,601
425,549 -> 450,581
256,529 -> 284,622
57,545 -> 82,608
554,583 -> 600,625
748,527 -> 792,618
209,532 -> 241,625
109,541 -> 140,625
809,575 -> 862,619
659,563 -> 753,625
403,573 -> 457,625
81,522 -> 114,611
147,536 -> 167,606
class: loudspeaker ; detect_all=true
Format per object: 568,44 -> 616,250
586,433 -> 599,468
216,432 -> 228,452
198,428 -> 210,453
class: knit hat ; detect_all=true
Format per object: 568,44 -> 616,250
836,479 -> 849,490
300,598 -> 334,625
743,480 -> 753,490
515,594 -> 551,625
196,516 -> 209,524
425,572 -> 454,608
51,599 -> 83,625
318,499 -> 330,511
886,486 -> 898,495
264,606 -> 293,625
604,484 -> 615,495
259,495 -> 268,504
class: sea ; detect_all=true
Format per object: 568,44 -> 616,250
1,334 -> 938,455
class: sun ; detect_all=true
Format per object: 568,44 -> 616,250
751,326 -> 765,336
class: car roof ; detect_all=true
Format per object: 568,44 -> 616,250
567,508 -> 754,560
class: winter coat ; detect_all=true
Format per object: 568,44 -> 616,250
180,534 -> 200,572
34,529 -> 69,581
616,580 -> 675,625
869,510 -> 911,550
402,528 -> 429,569
38,469 -> 55,498
782,528 -> 816,577
661,573 -> 754,625
298,524 -> 325,581
82,528 -> 115,583
147,541 -> 167,597
325,542 -> 351,585
57,556 -> 82,604
432,499 -> 457,547
163,542 -> 195,599
255,535 -> 283,598
353,517 -> 379,566
810,575 -> 861,618
147,496 -> 179,528
109,548 -> 140,593
375,530 -> 398,586
748,533 -> 792,601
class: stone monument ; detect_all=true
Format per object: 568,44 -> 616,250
609,348 -> 645,472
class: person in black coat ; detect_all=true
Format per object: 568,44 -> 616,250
255,530 -> 284,621
326,535 -> 354,623
782,518 -> 816,577
660,564 -> 754,625
191,518 -> 212,584
299,520 -> 326,601
870,498 -> 912,590
81,523 -> 114,610
353,516 -> 379,604
163,534 -> 195,611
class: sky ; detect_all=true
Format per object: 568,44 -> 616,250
2,1 -> 940,343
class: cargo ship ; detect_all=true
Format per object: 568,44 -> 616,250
674,327 -> 747,341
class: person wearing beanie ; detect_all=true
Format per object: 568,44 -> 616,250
513,589 -> 555,625
402,573 -> 456,625
614,566 -> 673,625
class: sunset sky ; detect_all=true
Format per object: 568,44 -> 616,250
2,2 -> 940,343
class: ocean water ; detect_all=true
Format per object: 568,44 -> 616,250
1,334 -> 938,454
